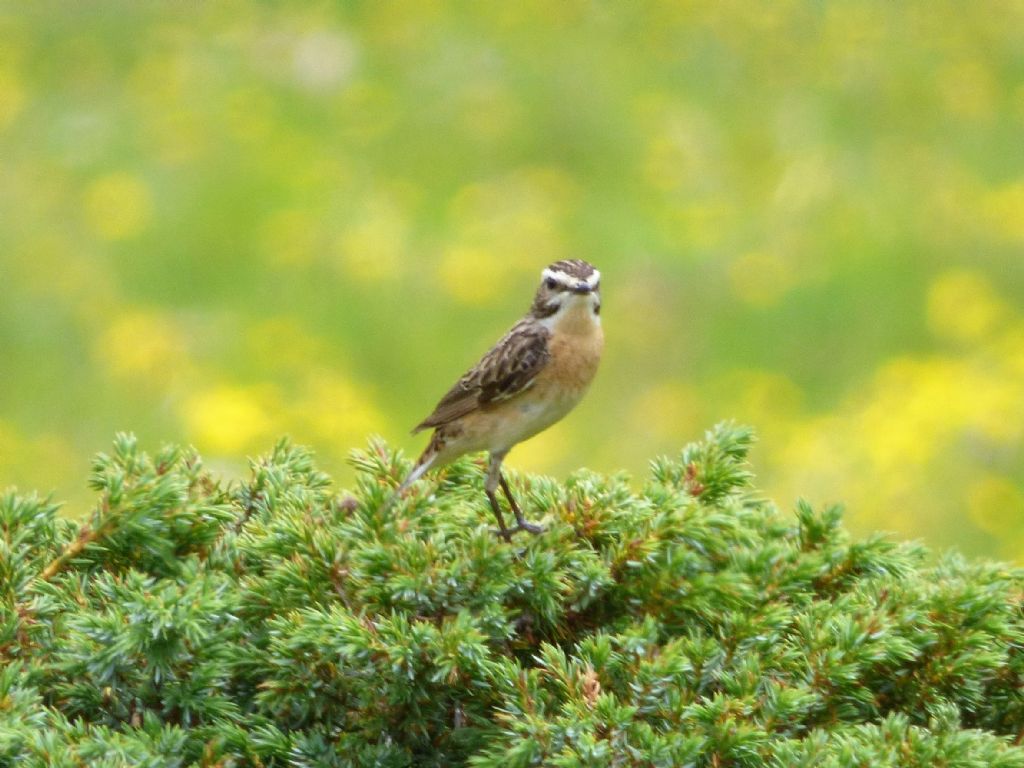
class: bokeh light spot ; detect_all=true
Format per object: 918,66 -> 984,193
290,370 -> 385,450
439,246 -> 505,305
335,197 -> 405,282
511,424 -> 570,473
181,386 -> 277,455
628,382 -> 701,443
927,270 -> 1007,344
292,29 -> 358,92
0,67 -> 26,129
247,317 -> 328,370
983,182 -> 1024,243
95,310 -> 191,384
83,173 -> 153,241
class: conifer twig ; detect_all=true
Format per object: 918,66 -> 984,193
39,525 -> 98,581
39,497 -> 118,581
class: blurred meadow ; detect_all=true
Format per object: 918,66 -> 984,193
2,1 -> 1024,558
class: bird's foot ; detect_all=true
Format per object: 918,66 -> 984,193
489,520 -> 545,539
490,526 -> 514,542
514,519 -> 545,535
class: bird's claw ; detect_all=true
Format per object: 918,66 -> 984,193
490,521 -> 545,540
515,520 -> 545,535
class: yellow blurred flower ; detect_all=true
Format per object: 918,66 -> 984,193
926,270 -> 1007,344
0,421 -> 22,475
775,346 -> 1024,537
128,50 -> 187,108
181,385 -> 278,455
858,359 -> 945,470
446,169 -> 575,285
628,381 -> 701,443
438,246 -> 507,305
732,369 -> 803,427
335,196 -> 405,283
0,67 -> 26,129
95,309 -> 192,384
965,362 -> 1024,444
659,202 -> 730,250
773,153 -> 835,214
854,357 -> 1013,472
643,134 -> 694,193
289,370 -> 385,449
11,235 -> 116,320
995,327 -> 1024,379
639,104 -> 715,194
509,423 -> 571,474
0,421 -> 76,500
982,182 -> 1024,243
247,317 -> 328,370
84,173 -> 153,241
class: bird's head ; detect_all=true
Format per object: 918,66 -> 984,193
530,259 -> 601,322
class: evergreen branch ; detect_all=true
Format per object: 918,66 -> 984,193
2,426 -> 1024,767
38,523 -> 101,582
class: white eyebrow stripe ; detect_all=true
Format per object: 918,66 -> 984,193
541,267 -> 601,287
541,268 -> 574,284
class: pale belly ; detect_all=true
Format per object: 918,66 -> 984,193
493,389 -> 580,451
449,347 -> 600,457
444,389 -> 577,458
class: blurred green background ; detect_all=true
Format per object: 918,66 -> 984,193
2,1 -> 1024,558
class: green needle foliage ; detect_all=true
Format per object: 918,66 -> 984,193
2,424 -> 1024,767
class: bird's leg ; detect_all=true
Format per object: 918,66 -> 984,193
486,490 -> 513,542
499,472 -> 544,534
485,452 -> 513,541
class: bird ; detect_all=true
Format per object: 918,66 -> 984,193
394,259 -> 604,539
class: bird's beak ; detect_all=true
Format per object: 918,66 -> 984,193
572,282 -> 592,295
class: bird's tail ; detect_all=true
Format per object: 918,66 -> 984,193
383,448 -> 438,510
397,452 -> 437,495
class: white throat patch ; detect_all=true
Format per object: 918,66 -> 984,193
538,291 -> 602,331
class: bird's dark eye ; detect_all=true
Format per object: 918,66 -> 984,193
545,277 -> 558,290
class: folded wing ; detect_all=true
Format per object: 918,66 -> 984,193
412,320 -> 551,433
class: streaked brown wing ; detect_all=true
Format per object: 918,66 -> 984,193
412,320 -> 550,433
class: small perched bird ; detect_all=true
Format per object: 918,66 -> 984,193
396,259 -> 604,539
